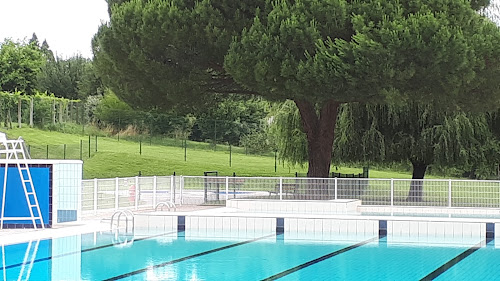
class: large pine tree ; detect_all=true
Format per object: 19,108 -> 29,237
94,0 -> 500,181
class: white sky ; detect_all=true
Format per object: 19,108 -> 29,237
0,0 -> 109,58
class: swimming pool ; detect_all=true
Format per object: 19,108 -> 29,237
1,229 -> 499,281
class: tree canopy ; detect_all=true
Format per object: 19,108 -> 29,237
94,0 -> 500,178
37,55 -> 102,100
0,39 -> 45,95
93,0 -> 268,110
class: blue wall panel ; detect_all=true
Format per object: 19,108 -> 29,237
0,167 -> 50,226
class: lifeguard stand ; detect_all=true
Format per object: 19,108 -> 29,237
0,132 -> 44,229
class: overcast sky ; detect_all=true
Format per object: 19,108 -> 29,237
0,0 -> 109,58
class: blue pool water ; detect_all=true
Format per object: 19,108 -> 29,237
1,230 -> 500,280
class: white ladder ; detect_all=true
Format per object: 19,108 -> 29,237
16,239 -> 40,281
0,133 -> 44,229
1,239 -> 40,281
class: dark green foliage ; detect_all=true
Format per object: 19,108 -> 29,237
189,95 -> 269,145
40,40 -> 55,61
240,129 -> 275,154
37,55 -> 101,100
78,62 -> 104,99
93,0 -> 268,111
94,90 -> 134,129
32,95 -> 54,127
29,33 -> 39,47
272,101 -> 500,179
334,103 -> 499,179
95,90 -> 194,136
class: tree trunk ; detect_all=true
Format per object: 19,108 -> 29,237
407,162 -> 428,202
59,101 -> 63,123
7,108 -> 12,129
294,99 -> 340,199
52,100 -> 56,125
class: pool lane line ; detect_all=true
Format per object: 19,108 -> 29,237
420,239 -> 486,281
104,233 -> 277,281
260,236 -> 379,281
0,230 -> 177,272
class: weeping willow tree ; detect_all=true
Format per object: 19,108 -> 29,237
334,103 -> 499,201
270,100 -> 308,166
271,101 -> 499,201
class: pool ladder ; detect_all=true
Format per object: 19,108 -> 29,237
110,210 -> 134,233
155,201 -> 176,211
110,210 -> 135,246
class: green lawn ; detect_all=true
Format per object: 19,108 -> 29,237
3,126 -> 419,179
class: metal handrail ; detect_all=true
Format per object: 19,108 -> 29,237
155,201 -> 176,211
110,210 -> 134,233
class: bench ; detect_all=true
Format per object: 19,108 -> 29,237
270,183 -> 298,198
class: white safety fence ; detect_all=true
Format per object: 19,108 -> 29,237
81,176 -> 500,214
82,176 -> 182,214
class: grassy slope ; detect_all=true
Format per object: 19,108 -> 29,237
3,127 -> 417,179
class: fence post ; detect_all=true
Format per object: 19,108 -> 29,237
173,172 -> 176,203
334,177 -> 338,200
153,176 -> 157,209
88,135 -> 91,158
170,175 -> 175,203
93,178 -> 98,215
390,178 -> 394,207
180,176 -> 184,206
115,177 -> 119,210
46,145 -> 49,159
225,176 -> 229,201
135,176 -> 139,210
80,140 -> 82,160
274,150 -> 277,172
63,144 -> 66,159
279,177 -> 283,200
95,135 -> 98,152
448,179 -> 452,208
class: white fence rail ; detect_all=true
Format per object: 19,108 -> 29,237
81,176 -> 500,214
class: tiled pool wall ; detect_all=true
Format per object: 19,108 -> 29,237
52,161 -> 83,224
358,205 -> 500,216
135,199 -> 500,245
134,214 -> 500,245
24,160 -> 83,226
226,199 -> 361,214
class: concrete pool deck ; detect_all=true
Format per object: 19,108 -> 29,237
0,205 -> 221,246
